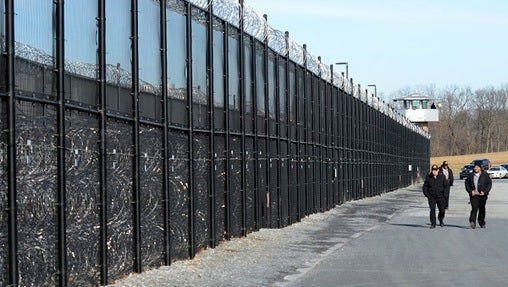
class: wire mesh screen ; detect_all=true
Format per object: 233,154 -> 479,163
65,73 -> 98,107
213,135 -> 226,245
326,152 -> 333,208
332,149 -> 339,206
306,145 -> 315,214
15,58 -> 55,99
289,142 -> 298,223
168,129 -> 190,261
16,101 -> 58,287
280,142 -> 289,227
0,101 -> 7,286
257,138 -> 268,228
298,143 -> 306,217
65,111 -> 100,286
244,137 -> 256,232
139,125 -> 165,269
229,136 -> 242,237
316,147 -> 323,212
193,133 -> 210,251
318,147 -> 325,211
268,139 -> 278,228
1,1 -> 4,54
106,120 -> 134,280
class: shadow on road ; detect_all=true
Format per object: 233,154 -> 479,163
389,223 -> 470,229
388,223 -> 428,228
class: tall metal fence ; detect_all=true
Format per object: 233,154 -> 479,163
0,0 -> 430,286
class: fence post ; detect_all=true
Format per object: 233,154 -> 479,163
55,0 -> 68,285
5,0 -> 19,285
97,0 -> 109,284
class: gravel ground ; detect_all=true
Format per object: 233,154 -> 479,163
108,185 -> 423,287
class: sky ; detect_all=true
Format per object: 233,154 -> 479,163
245,0 -> 508,99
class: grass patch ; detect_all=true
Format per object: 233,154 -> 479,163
430,151 -> 508,173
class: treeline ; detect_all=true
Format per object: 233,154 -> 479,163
388,84 -> 508,157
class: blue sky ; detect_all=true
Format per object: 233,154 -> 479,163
245,0 -> 508,99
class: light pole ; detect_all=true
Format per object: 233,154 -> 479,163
367,84 -> 376,98
335,62 -> 348,80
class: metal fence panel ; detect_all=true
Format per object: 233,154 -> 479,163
168,130 -> 190,260
139,125 -> 165,268
0,0 -> 432,285
193,133 -> 211,251
65,111 -> 100,286
229,135 -> 243,237
106,120 -> 134,280
0,101 -> 7,286
245,137 -> 256,232
213,135 -> 226,245
279,141 -> 289,227
16,101 -> 58,286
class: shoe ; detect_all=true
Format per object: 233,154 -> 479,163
480,224 -> 486,228
430,224 -> 436,229
439,219 -> 444,227
470,222 -> 476,229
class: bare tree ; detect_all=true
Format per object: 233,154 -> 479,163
472,87 -> 506,153
429,86 -> 473,156
446,87 -> 473,154
389,84 -> 508,157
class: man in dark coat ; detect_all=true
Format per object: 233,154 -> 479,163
439,160 -> 454,209
423,164 -> 448,228
464,163 -> 492,229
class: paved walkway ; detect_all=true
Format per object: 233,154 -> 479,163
281,178 -> 508,287
110,177 -> 508,287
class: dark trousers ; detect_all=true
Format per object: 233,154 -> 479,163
427,196 -> 446,225
469,195 -> 488,226
444,186 -> 450,208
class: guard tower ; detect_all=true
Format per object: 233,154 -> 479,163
393,93 -> 439,132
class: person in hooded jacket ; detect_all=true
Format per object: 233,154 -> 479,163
423,164 -> 448,228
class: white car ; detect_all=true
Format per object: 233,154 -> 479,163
487,166 -> 508,179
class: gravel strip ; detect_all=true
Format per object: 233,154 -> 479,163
108,186 -> 422,287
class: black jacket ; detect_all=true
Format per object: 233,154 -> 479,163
439,166 -> 454,186
465,171 -> 492,196
423,172 -> 448,198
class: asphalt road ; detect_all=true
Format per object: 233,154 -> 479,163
280,177 -> 508,287
110,177 -> 508,287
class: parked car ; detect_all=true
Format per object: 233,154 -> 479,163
459,164 -> 474,179
471,158 -> 491,171
500,163 -> 508,177
487,166 -> 508,179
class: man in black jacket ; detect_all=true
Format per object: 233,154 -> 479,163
439,160 -> 454,209
465,163 -> 492,229
423,164 -> 448,228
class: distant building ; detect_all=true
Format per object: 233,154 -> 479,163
393,94 -> 440,132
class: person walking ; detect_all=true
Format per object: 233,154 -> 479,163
464,163 -> 492,229
439,160 -> 454,209
422,164 -> 448,228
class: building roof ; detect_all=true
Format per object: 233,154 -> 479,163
393,93 -> 435,101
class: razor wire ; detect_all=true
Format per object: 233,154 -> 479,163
9,0 -> 429,138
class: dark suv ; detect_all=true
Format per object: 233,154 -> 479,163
459,164 -> 474,179
472,158 -> 491,171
